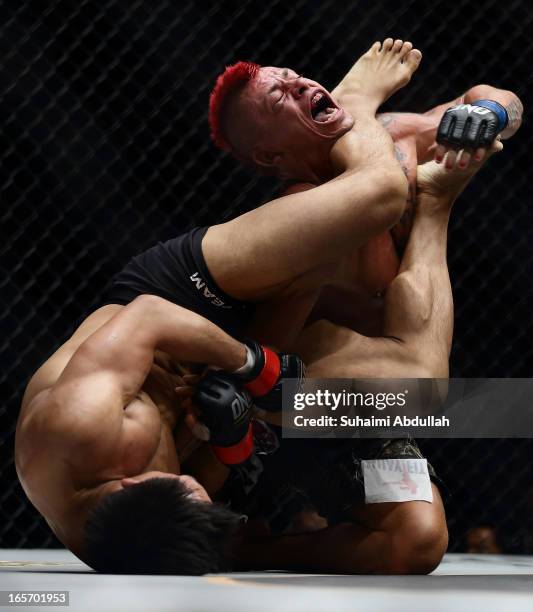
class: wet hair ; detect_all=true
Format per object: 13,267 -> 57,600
208,61 -> 261,150
84,477 -> 242,575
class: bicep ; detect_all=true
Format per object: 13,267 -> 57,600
49,368 -> 126,463
56,302 -> 157,404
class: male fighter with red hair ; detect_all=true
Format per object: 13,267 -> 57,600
208,40 -> 522,343
18,40 -> 509,575
19,41 -> 426,574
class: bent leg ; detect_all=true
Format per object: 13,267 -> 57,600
235,483 -> 446,574
202,39 -> 429,301
204,122 -> 406,301
297,148 -> 502,380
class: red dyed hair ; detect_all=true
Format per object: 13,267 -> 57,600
208,61 -> 261,150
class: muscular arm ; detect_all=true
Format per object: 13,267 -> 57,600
425,84 -> 523,141
48,296 -> 246,457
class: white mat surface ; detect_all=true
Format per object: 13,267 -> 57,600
1,549 -> 533,612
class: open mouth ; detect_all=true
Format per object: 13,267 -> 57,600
310,90 -> 338,123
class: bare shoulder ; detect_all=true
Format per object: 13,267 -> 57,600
22,305 -> 122,411
20,370 -> 122,451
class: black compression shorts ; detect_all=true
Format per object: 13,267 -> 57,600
104,227 -> 254,338
224,431 -> 448,533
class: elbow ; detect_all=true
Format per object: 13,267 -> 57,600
130,294 -> 164,312
375,169 -> 409,227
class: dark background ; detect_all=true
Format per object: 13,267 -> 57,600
1,0 -> 532,552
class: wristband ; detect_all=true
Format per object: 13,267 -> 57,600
232,344 -> 255,376
244,346 -> 280,397
472,99 -> 508,132
211,424 -> 254,465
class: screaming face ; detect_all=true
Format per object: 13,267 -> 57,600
236,67 -> 354,181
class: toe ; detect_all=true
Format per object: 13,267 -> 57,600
382,38 -> 394,52
370,41 -> 381,54
393,39 -> 404,53
399,41 -> 413,60
404,48 -> 422,72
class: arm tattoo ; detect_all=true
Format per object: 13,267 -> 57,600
378,114 -> 395,128
392,145 -> 417,252
505,99 -> 523,128
394,145 -> 410,179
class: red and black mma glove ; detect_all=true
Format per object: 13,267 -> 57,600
437,100 -> 508,149
232,339 -> 306,413
193,371 -> 254,467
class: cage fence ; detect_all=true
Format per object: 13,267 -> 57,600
1,0 -> 532,551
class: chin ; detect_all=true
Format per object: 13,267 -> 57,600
317,111 -> 354,143
334,110 -> 355,135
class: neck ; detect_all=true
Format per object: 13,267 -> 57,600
285,145 -> 336,184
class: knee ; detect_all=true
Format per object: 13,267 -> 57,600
385,506 -> 448,575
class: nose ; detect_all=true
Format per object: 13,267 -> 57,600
289,78 -> 308,99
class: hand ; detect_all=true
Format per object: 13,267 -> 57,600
435,100 -> 508,170
192,371 -> 254,465
234,340 -> 306,413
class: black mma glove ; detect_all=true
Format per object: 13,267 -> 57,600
233,339 -> 306,413
437,99 -> 508,149
193,371 -> 253,466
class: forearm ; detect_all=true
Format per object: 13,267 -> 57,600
330,114 -> 406,179
383,193 -> 453,372
129,295 -> 246,372
464,85 -> 523,139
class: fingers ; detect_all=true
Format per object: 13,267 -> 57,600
444,149 -> 458,171
435,145 -> 496,171
185,412 -> 211,441
458,150 -> 471,169
175,385 -> 194,398
435,144 -> 447,164
486,138 -> 504,157
183,374 -> 200,384
473,147 -> 486,162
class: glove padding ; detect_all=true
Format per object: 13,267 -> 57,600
193,371 -> 253,465
437,100 -> 508,149
234,340 -> 306,412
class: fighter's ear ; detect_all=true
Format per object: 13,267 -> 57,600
121,477 -> 141,488
252,146 -> 283,171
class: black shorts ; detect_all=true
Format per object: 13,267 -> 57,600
224,430 -> 447,533
104,227 -> 254,338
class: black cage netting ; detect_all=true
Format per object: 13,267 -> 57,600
1,0 -> 532,552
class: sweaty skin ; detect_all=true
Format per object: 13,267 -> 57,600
17,41 -> 509,573
232,40 -> 523,346
16,298 -> 247,559
236,143 -> 504,574
17,44 -> 422,566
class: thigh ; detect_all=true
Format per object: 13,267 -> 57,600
350,483 -> 446,534
202,171 -> 391,301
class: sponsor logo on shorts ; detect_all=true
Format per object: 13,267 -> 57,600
190,272 -> 232,308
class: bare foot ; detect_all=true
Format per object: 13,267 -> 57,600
283,509 -> 329,535
333,38 -> 422,111
417,139 -> 503,205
